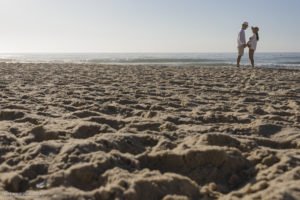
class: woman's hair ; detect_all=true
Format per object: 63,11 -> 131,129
256,33 -> 259,41
252,27 -> 260,41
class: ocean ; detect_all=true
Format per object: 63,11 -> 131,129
0,52 -> 300,69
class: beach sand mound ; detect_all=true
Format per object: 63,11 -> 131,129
0,63 -> 299,200
95,168 -> 202,200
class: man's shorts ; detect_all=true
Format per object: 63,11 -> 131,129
238,46 -> 244,56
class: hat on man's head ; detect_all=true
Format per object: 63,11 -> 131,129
243,22 -> 249,26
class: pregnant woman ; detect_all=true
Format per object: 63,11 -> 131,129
247,27 -> 259,68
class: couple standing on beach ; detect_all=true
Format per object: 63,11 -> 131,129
237,22 -> 260,68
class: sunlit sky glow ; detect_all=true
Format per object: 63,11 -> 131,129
0,0 -> 299,53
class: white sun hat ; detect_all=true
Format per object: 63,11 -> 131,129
243,22 -> 249,26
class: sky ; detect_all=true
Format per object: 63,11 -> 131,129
0,0 -> 299,53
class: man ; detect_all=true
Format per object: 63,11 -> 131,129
236,22 -> 248,67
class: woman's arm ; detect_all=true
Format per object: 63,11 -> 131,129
247,42 -> 251,47
247,36 -> 254,47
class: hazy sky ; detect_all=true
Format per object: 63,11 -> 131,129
0,0 -> 299,53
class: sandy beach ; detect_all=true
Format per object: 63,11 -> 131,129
0,63 -> 299,200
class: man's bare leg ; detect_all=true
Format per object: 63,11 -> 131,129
237,55 -> 242,67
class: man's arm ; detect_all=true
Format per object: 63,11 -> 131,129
241,31 -> 247,47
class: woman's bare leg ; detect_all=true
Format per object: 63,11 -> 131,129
249,49 -> 255,67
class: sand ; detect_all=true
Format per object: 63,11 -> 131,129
0,62 -> 299,200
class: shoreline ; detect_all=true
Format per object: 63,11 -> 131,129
1,61 -> 300,71
1,52 -> 300,70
